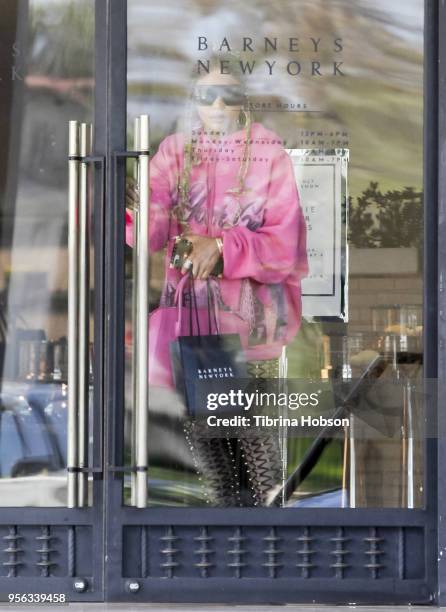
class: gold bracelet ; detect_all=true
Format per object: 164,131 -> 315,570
215,237 -> 223,255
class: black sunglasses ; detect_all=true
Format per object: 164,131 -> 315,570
193,85 -> 246,106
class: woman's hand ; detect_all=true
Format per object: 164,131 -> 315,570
181,234 -> 221,279
126,176 -> 139,210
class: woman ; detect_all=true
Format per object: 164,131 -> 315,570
126,60 -> 308,506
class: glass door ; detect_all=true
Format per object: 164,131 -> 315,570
124,0 -> 425,510
103,0 -> 436,604
0,0 -> 98,508
0,0 -> 104,601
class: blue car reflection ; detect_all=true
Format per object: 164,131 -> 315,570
0,383 -> 67,478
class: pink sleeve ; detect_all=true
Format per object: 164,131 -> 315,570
125,136 -> 178,252
221,150 -> 308,284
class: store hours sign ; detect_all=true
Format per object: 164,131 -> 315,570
287,149 -> 349,320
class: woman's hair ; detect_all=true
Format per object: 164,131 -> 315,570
173,52 -> 253,229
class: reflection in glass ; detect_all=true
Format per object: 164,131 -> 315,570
0,1 -> 94,506
126,0 -> 424,508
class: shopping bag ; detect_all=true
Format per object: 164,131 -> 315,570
149,274 -> 248,391
170,275 -> 248,416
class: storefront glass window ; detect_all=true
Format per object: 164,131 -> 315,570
0,0 -> 95,507
125,0 -> 424,508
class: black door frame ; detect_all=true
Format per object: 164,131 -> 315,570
97,0 -> 444,604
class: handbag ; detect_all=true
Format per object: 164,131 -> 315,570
170,274 -> 248,416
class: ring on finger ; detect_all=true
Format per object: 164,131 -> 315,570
183,258 -> 193,271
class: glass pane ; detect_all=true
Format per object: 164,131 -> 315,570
0,0 -> 95,506
126,0 -> 424,507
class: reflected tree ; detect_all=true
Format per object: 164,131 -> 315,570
348,182 -> 423,251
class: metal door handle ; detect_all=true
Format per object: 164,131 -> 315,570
133,115 -> 150,509
67,121 -> 104,508
67,120 -> 80,508
113,115 -> 150,508
77,122 -> 92,507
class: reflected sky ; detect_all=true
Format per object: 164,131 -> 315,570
361,0 -> 423,46
36,0 -> 423,48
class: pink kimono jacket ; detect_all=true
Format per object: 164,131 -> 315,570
126,122 -> 308,361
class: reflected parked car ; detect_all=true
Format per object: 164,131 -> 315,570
0,383 -> 68,506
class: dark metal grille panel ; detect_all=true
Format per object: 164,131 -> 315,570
122,524 -> 425,581
0,525 -> 93,579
